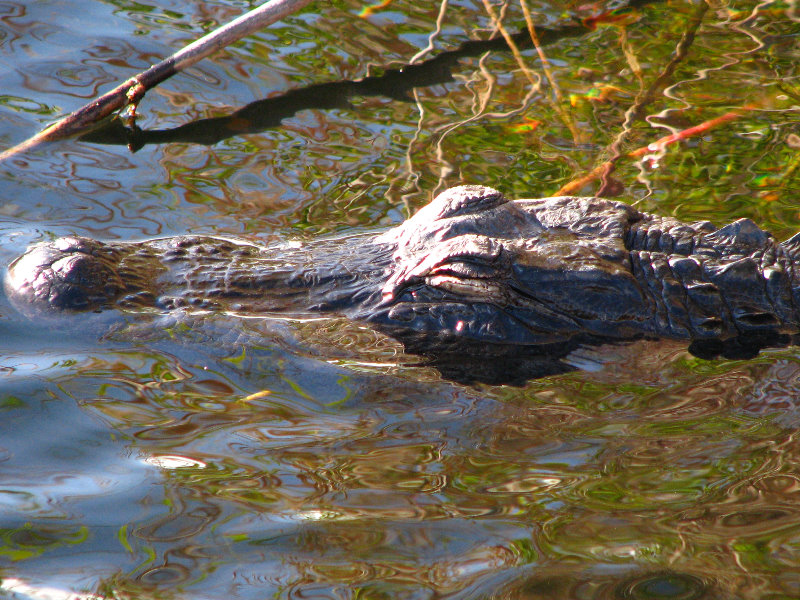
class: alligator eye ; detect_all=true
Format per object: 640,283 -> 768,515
430,260 -> 496,279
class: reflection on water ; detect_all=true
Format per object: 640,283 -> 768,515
6,320 -> 798,598
488,571 -> 712,600
2,0 -> 800,598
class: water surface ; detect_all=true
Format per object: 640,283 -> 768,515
1,1 -> 800,598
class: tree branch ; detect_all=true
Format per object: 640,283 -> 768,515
0,0 -> 314,163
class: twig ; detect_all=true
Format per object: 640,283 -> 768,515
568,0 -> 709,195
554,106 -> 752,196
519,0 -> 582,143
625,0 -> 709,122
359,0 -> 395,19
0,0 -> 314,163
408,0 -> 449,65
398,0 -> 450,215
480,0 -> 542,95
432,52 -> 497,195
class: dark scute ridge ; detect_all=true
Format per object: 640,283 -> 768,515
426,185 -> 508,219
705,218 -> 772,248
781,231 -> 800,257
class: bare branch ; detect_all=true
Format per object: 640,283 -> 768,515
0,0 -> 314,163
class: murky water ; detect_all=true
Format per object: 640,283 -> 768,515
1,0 -> 800,598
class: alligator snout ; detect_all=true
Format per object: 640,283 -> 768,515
5,236 -> 125,313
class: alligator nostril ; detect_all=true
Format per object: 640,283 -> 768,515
5,238 -> 124,314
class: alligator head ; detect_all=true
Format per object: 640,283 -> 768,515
6,185 -> 800,357
372,185 -> 663,345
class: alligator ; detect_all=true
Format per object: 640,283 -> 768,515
7,185 -> 800,364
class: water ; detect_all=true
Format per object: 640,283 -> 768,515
1,0 -> 800,598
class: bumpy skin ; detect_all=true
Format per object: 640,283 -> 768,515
6,185 -> 800,349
